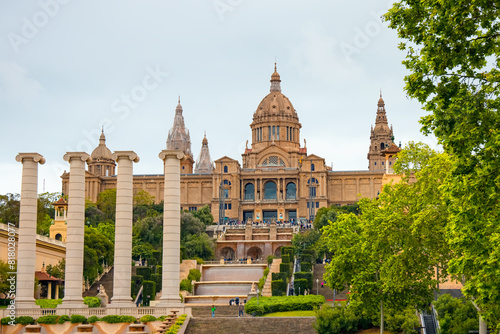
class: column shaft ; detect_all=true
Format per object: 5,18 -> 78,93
15,153 -> 45,309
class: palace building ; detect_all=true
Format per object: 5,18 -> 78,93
61,65 -> 397,223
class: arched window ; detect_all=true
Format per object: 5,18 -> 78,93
244,183 -> 255,200
311,163 -> 315,171
308,178 -> 318,198
380,143 -> 385,150
286,183 -> 296,200
223,165 -> 228,173
264,181 -> 277,200
55,234 -> 62,241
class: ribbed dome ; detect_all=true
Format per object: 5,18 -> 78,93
254,92 -> 297,119
91,130 -> 113,160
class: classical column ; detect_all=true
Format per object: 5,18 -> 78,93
15,153 -> 45,309
61,152 -> 91,309
156,150 -> 185,307
110,151 -> 139,308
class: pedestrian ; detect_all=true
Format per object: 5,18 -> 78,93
321,281 -> 324,288
238,303 -> 244,317
211,304 -> 216,318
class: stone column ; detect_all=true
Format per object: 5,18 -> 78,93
61,152 -> 91,309
110,151 -> 139,308
156,150 -> 184,307
15,153 -> 45,309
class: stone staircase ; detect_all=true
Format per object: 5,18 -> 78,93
262,258 -> 281,297
185,317 -> 316,334
83,267 -> 114,299
313,264 -> 348,302
191,305 -> 250,318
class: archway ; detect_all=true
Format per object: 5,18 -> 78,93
274,247 -> 282,257
220,247 -> 236,260
55,233 -> 62,241
247,246 -> 263,260
264,181 -> 277,200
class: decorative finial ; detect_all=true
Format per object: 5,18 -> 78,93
204,130 -> 206,138
380,89 -> 382,98
178,95 -> 181,104
101,126 -> 104,134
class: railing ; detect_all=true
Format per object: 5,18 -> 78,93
0,223 -> 66,247
0,306 -> 189,318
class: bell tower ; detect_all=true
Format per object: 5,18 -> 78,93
367,92 -> 395,170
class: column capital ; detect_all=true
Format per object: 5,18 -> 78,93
15,153 -> 45,165
63,152 -> 92,163
112,151 -> 140,163
159,150 -> 185,161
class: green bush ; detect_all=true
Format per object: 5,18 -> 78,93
36,315 -> 59,324
136,267 -> 152,281
281,254 -> 290,264
70,314 -> 87,324
314,304 -> 363,334
35,298 -> 62,308
57,315 -> 70,324
131,275 -> 143,298
301,262 -> 312,272
100,315 -> 137,323
434,294 -> 479,334
272,272 -> 287,282
87,316 -> 100,323
294,278 -> 309,295
267,255 -> 275,265
165,314 -> 188,334
281,246 -> 294,258
152,273 -> 162,293
294,272 -> 313,290
263,267 -> 269,277
279,263 -> 291,277
143,280 -> 156,306
300,254 -> 313,264
84,296 -> 101,308
152,250 -> 161,263
188,268 -> 201,281
258,275 -> 266,291
271,279 -> 286,296
140,314 -> 156,323
1,316 -> 35,325
179,278 -> 192,293
246,295 -> 325,316
385,307 -> 419,334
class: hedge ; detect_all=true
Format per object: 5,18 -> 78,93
35,298 -> 62,308
131,275 -> 143,298
142,280 -> 156,306
294,278 -> 309,295
36,315 -> 59,324
300,254 -> 313,264
140,315 -> 156,323
70,314 -> 87,324
100,315 -> 137,323
279,263 -> 291,277
152,274 -> 162,292
294,272 -> 313,290
1,316 -> 35,325
301,262 -> 312,273
188,268 -> 201,281
136,267 -> 152,281
281,254 -> 291,264
180,278 -> 192,293
84,296 -> 101,308
281,246 -> 294,258
245,295 -> 325,316
271,279 -> 286,296
272,272 -> 287,282
87,316 -> 100,323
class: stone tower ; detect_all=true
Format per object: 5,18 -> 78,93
367,92 -> 395,170
88,130 -> 116,176
166,98 -> 194,173
195,133 -> 213,174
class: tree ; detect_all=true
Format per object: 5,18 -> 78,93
46,259 -> 65,279
180,212 -> 205,242
183,233 -> 215,261
385,2 -> 500,327
96,188 -> 116,221
0,260 -> 13,298
133,216 -> 163,249
133,189 -> 155,206
0,194 -> 20,226
84,226 -> 114,283
323,144 -> 453,332
192,205 -> 214,226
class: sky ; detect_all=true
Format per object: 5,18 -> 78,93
0,0 -> 439,195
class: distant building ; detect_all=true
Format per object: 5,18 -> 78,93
62,64 -> 398,223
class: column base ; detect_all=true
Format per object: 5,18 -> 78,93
154,298 -> 183,308
16,299 -> 40,309
109,299 -> 136,308
60,298 -> 88,309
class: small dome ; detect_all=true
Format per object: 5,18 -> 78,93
378,91 -> 385,106
91,130 -> 113,160
254,92 -> 297,119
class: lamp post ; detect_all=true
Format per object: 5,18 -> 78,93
333,289 -> 336,306
316,279 -> 319,295
257,287 -> 259,305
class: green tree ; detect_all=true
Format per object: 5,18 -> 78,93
0,260 -> 13,298
133,216 -> 163,249
385,2 -> 500,327
183,233 -> 215,261
84,226 -> 114,282
133,189 -> 155,206
180,212 -> 205,242
96,188 -> 116,221
46,259 -> 65,279
0,193 -> 20,226
192,205 -> 214,226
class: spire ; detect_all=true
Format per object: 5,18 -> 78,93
270,62 -> 281,92
99,128 -> 105,144
195,134 -> 213,174
167,99 -> 192,156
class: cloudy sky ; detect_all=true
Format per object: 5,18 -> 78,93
0,0 -> 438,195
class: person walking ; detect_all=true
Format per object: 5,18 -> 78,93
238,303 -> 244,317
211,304 -> 216,318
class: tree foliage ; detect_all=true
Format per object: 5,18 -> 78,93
385,1 -> 500,327
191,205 -> 214,226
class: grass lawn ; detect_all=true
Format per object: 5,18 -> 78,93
262,310 -> 316,317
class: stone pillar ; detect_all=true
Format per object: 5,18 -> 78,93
156,150 -> 184,307
61,152 -> 91,309
110,151 -> 139,308
15,153 -> 45,309
48,282 -> 52,299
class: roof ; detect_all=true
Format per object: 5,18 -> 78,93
52,197 -> 67,206
380,142 -> 401,156
35,271 -> 63,282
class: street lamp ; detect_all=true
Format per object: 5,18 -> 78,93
316,279 -> 319,295
257,287 -> 259,305
333,289 -> 336,306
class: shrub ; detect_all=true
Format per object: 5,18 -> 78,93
279,263 -> 291,277
258,275 -> 266,291
57,315 -> 70,324
84,296 -> 101,308
152,273 -> 162,292
294,278 -> 308,295
140,315 -> 156,323
195,258 -> 204,264
70,314 -> 87,324
314,304 -> 361,334
281,254 -> 290,264
36,315 -> 59,324
281,246 -> 294,258
131,275 -> 143,298
385,307 -> 419,334
433,294 -> 479,334
294,272 -> 313,290
271,279 -> 286,296
87,316 -> 100,323
179,278 -> 192,293
143,280 -> 156,306
267,255 -> 275,265
136,267 -> 152,281
1,316 -> 35,325
100,315 -> 136,323
300,254 -> 313,264
246,295 -> 325,316
188,268 -> 201,282
272,272 -> 287,282
301,262 -> 312,272
263,267 -> 269,277
35,298 -> 62,308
